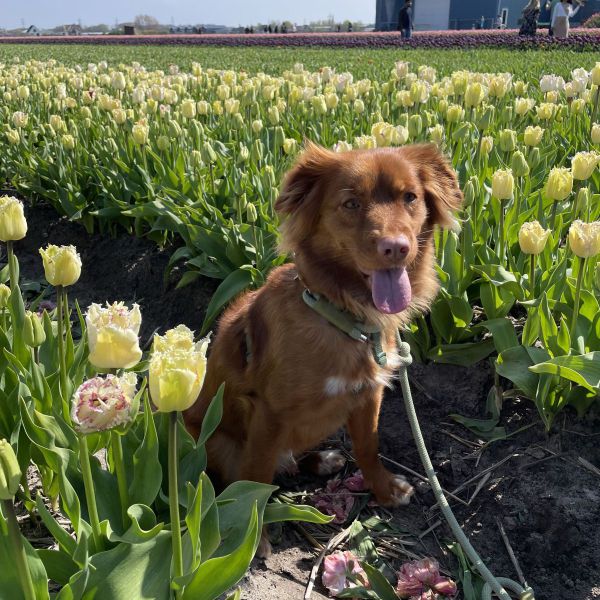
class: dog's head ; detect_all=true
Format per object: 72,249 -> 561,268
275,142 -> 462,322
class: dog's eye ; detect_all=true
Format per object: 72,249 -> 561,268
343,199 -> 361,210
404,192 -> 417,204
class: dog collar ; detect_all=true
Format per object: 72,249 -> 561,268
301,289 -> 388,367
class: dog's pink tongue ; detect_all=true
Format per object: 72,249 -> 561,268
371,268 -> 411,314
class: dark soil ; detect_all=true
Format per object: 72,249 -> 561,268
14,202 -> 600,600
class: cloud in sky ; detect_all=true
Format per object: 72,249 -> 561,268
2,0 -> 374,29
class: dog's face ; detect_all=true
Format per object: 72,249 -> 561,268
275,143 -> 463,318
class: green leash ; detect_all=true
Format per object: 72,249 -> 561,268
301,288 -> 535,599
394,332 -> 535,600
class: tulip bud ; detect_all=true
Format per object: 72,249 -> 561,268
111,71 -> 126,91
311,95 -> 328,116
61,134 -> 76,151
23,311 -> 46,347
492,169 -> 514,200
528,147 -> 541,169
0,196 -> 27,242
273,126 -> 285,150
575,186 -> 591,216
498,129 -> 517,152
0,284 -> 11,309
6,129 -> 19,145
463,176 -> 479,207
168,120 -> 182,138
283,138 -> 297,155
157,135 -> 170,151
0,439 -> 21,500
518,221 -> 551,255
333,140 -> 353,152
568,220 -> 600,258
571,98 -> 586,115
546,167 -> 573,201
197,100 -> 210,116
591,63 -> 600,86
353,99 -> 365,114
501,106 -> 513,124
592,123 -> 600,145
201,141 -> 217,164
72,373 -> 138,434
572,151 -> 600,181
476,105 -> 495,131
149,325 -> 209,412
381,101 -> 390,120
17,85 -> 30,100
246,203 -> 258,223
251,139 -> 264,162
325,93 -> 339,110
511,151 -> 530,177
428,124 -> 444,146
267,105 -> 280,125
594,261 -> 600,291
481,136 -> 494,156
237,143 -> 250,164
408,114 -> 423,138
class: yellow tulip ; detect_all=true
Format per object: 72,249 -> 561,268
481,136 -> 494,156
181,99 -> 196,119
39,244 -> 81,287
518,221 -> 551,255
591,62 -> 600,86
6,129 -> 19,145
86,302 -> 142,369
464,82 -> 485,108
592,123 -> 600,145
0,439 -> 21,500
536,103 -> 556,120
568,220 -> 600,258
572,151 -> 600,181
0,284 -> 11,308
283,138 -> 297,155
132,120 -> 149,145
61,135 -> 76,150
491,169 -> 514,200
446,104 -> 464,123
0,196 -> 27,242
112,108 -> 127,125
197,100 -> 210,115
524,126 -> 544,147
149,326 -> 209,412
546,167 -> 573,201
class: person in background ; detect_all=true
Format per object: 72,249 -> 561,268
519,0 -> 541,35
398,0 -> 413,39
552,0 -> 584,38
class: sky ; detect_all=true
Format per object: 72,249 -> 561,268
2,0 -> 375,29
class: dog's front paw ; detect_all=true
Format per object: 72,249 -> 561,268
373,473 -> 414,507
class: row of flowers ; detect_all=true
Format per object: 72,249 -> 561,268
1,29 -> 600,49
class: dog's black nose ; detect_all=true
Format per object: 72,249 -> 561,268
377,236 -> 410,260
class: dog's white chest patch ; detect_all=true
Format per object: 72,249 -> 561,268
324,373 -> 394,396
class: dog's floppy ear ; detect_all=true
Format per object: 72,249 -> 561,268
403,144 -> 463,228
275,141 -> 337,216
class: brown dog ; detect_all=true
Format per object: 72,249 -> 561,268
185,142 -> 462,547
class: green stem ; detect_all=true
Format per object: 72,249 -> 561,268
498,199 -> 507,266
529,254 -> 536,300
111,430 -> 129,529
7,241 -> 18,293
168,411 -> 183,597
549,199 -> 559,232
570,256 -> 586,343
2,499 -> 36,600
63,288 -> 71,340
56,286 -> 70,422
78,434 -> 104,552
591,87 -> 600,138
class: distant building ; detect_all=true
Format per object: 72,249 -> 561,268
24,25 -> 41,36
376,0 -> 600,31
62,24 -> 82,35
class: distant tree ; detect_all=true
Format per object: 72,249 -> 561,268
134,14 -> 160,29
582,12 -> 600,27
82,23 -> 109,33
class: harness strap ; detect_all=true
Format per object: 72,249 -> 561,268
302,289 -> 388,367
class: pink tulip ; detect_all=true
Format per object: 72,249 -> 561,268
396,558 -> 457,599
322,551 -> 367,597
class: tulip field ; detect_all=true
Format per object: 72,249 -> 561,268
0,42 -> 599,600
